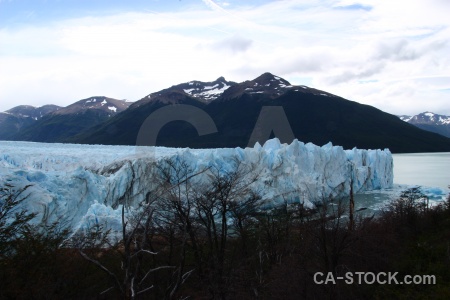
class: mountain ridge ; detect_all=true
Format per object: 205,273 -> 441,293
2,73 -> 450,153
10,96 -> 131,143
0,104 -> 61,140
70,73 -> 450,153
399,112 -> 450,138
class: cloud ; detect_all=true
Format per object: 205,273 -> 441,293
333,3 -> 372,11
210,35 -> 253,53
323,62 -> 386,85
0,0 -> 449,116
201,0 -> 226,12
374,40 -> 419,61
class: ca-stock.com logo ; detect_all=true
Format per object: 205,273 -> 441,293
135,104 -> 295,158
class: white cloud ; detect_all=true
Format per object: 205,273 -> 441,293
0,0 -> 449,116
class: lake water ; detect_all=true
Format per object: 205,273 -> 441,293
392,152 -> 450,190
352,152 -> 450,215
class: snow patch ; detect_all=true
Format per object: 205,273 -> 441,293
440,117 -> 450,124
203,84 -> 219,90
183,88 -> 196,94
185,83 -> 231,101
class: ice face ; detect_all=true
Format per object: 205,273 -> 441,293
0,139 -> 393,231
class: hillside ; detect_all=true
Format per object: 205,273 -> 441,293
72,73 -> 450,153
399,112 -> 450,138
13,97 -> 131,143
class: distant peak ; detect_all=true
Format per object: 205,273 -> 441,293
403,111 -> 450,126
216,76 -> 226,82
252,72 -> 291,85
6,105 -> 36,112
260,72 -> 276,77
86,96 -> 107,100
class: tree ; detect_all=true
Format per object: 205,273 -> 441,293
382,186 -> 429,231
154,155 -> 262,299
195,159 -> 260,298
0,183 -> 36,256
75,158 -> 207,299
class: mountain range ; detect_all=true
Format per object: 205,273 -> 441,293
0,105 -> 61,140
1,73 -> 450,153
1,97 -> 130,142
398,112 -> 450,138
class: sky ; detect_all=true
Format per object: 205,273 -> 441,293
0,0 -> 449,116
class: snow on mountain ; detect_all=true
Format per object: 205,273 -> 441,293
398,115 -> 413,122
133,73 -> 337,108
220,72 -> 338,100
0,139 -> 393,232
53,96 -> 130,116
6,104 -> 61,120
400,112 -> 450,126
183,78 -> 232,102
0,106 -> 61,140
135,77 -> 237,107
398,112 -> 450,138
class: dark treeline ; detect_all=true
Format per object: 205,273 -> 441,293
1,157 -> 450,299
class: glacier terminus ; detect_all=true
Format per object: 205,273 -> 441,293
0,139 -> 393,231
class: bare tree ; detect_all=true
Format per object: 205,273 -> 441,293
75,202 -> 173,299
153,157 -> 204,299
152,155 -> 262,299
76,157 -> 210,299
0,183 -> 35,256
190,157 -> 261,299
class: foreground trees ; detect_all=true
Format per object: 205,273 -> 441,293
1,170 -> 450,299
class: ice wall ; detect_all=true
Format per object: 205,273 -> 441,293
0,139 -> 393,230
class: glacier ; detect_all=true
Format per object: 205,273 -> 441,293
0,139 -> 393,231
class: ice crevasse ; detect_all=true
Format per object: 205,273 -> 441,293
0,139 -> 393,230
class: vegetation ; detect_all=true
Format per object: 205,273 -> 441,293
1,165 -> 449,299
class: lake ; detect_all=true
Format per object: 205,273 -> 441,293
352,152 -> 450,214
392,152 -> 450,190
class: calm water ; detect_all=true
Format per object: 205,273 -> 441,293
393,152 -> 450,190
351,152 -> 450,214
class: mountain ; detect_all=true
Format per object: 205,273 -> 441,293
72,73 -> 450,153
134,76 -> 237,107
0,104 -> 61,140
219,72 -> 335,100
399,112 -> 450,138
0,112 -> 34,140
13,97 -> 131,143
69,77 -> 236,145
6,104 -> 61,120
